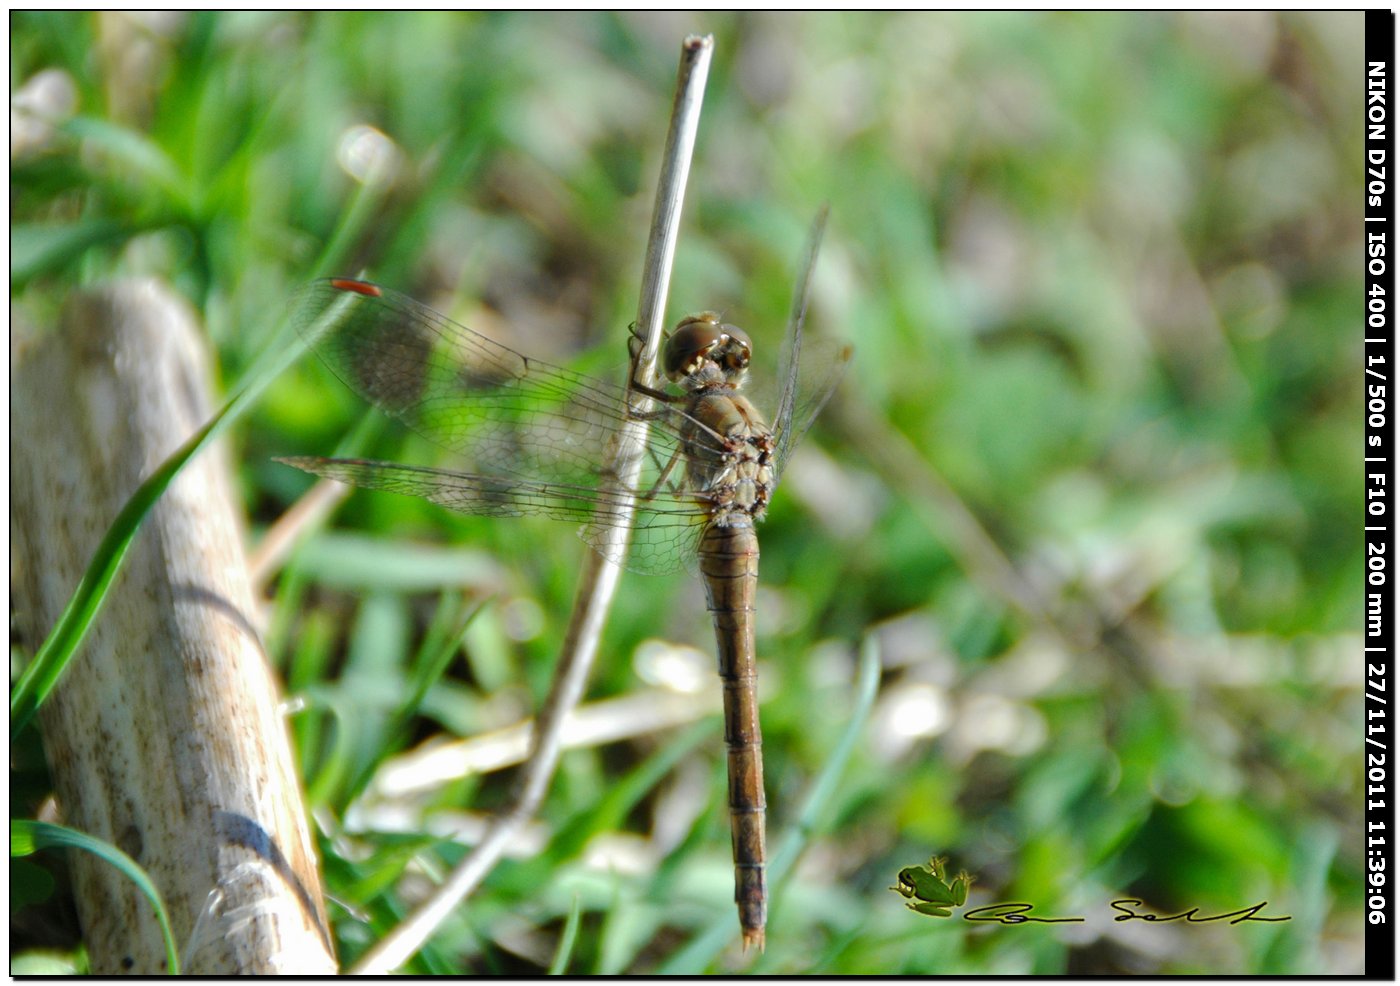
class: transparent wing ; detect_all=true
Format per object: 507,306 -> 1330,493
771,206 -> 854,472
275,455 -> 706,575
284,279 -> 719,574
290,279 -> 732,474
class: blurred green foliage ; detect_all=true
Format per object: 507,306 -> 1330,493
11,11 -> 1365,973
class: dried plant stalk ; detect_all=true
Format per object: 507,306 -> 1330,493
12,281 -> 336,974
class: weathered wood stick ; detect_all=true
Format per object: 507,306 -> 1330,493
11,281 -> 336,974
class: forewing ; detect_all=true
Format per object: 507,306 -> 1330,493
771,207 -> 853,471
292,280 -> 720,474
288,279 -> 726,569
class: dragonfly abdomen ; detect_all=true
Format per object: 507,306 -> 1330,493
698,521 -> 767,951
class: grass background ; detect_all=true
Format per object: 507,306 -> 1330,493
11,11 -> 1365,974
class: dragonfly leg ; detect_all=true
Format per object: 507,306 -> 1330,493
627,330 -> 687,404
640,445 -> 685,501
628,379 -> 679,406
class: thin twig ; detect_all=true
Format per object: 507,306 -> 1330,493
247,478 -> 349,589
360,688 -> 715,802
348,34 -> 714,974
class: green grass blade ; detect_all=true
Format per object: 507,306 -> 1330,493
768,635 -> 882,886
341,592 -> 488,807
308,173 -> 389,278
547,893 -> 584,975
12,819 -> 181,974
11,218 -> 132,287
302,686 -> 356,806
553,719 -> 716,862
62,116 -> 187,200
9,399 -> 232,740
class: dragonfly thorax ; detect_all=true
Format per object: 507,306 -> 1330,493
682,389 -> 776,528
664,312 -> 753,388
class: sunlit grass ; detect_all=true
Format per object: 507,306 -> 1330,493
11,10 -> 1364,974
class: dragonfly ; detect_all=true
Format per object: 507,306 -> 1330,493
278,210 -> 850,951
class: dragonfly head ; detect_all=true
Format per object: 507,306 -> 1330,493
664,312 -> 752,387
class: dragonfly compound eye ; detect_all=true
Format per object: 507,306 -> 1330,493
665,313 -> 753,381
